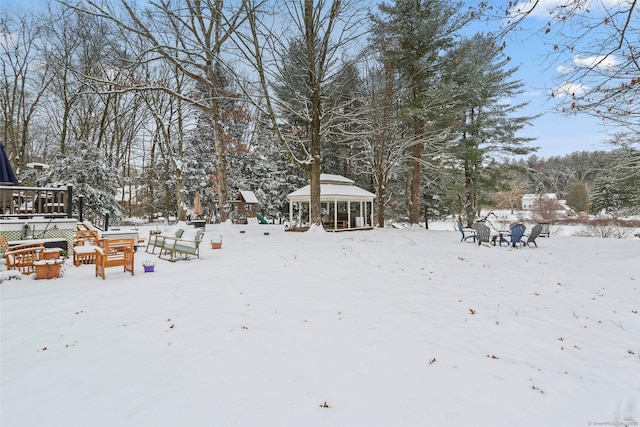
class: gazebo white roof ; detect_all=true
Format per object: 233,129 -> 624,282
287,174 -> 376,203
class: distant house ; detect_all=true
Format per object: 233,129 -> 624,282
522,193 -> 558,210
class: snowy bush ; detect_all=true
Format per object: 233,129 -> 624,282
573,224 -> 632,239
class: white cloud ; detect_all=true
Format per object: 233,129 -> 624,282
532,0 -> 569,17
573,55 -> 620,70
553,81 -> 588,97
525,89 -> 545,97
514,0 -> 626,19
556,64 -> 573,74
511,0 -> 574,19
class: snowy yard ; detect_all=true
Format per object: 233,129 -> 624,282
1,221 -> 639,426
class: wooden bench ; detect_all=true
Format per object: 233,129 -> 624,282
95,238 -> 135,280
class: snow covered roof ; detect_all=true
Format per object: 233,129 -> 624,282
522,193 -> 557,200
287,175 -> 375,202
319,174 -> 354,185
238,191 -> 259,204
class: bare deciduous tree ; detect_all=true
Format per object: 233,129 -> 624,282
0,11 -> 53,169
242,0 -> 369,227
497,2 -> 640,152
348,59 -> 451,227
67,0 -> 254,221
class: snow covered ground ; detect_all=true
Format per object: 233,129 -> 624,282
1,220 -> 639,426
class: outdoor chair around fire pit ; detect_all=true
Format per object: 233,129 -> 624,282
471,222 -> 491,246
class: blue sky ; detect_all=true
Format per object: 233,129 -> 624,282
2,0 -> 610,159
463,0 -> 617,159
499,22 -> 611,158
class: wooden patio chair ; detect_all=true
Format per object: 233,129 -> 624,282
73,229 -> 100,266
158,229 -> 204,262
95,238 -> 135,279
4,246 -> 40,274
0,236 -> 45,255
457,221 -> 477,243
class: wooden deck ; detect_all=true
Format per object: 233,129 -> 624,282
286,225 -> 374,232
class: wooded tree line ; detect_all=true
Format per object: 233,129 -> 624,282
1,0 -> 638,227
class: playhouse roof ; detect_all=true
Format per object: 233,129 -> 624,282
238,191 -> 259,204
287,174 -> 376,202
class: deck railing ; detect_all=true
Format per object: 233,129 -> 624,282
0,185 -> 73,219
77,195 -> 109,230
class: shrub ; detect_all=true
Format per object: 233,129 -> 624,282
573,224 -> 631,239
532,199 -> 563,223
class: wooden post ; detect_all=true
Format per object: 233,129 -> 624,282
78,195 -> 84,222
66,185 -> 73,218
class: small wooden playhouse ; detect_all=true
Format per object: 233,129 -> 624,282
230,191 -> 259,224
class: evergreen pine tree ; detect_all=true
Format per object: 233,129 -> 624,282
565,182 -> 589,213
442,33 -> 537,224
42,140 -> 122,223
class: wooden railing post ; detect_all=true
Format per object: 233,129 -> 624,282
67,185 -> 73,218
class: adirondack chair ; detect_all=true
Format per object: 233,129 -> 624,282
524,224 -> 542,247
508,224 -> 527,247
158,229 -> 204,262
145,224 -> 186,254
538,222 -> 551,237
95,238 -> 135,279
471,222 -> 491,246
457,221 -> 476,243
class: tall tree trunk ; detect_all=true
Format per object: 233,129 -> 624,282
211,107 -> 229,221
464,160 -> 474,226
409,115 -> 424,224
306,0 -> 323,227
377,176 -> 385,227
175,98 -> 186,221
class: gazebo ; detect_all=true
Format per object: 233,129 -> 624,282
286,174 -> 376,231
